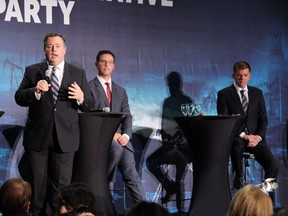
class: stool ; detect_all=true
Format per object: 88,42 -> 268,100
159,163 -> 193,213
242,152 -> 255,185
110,182 -> 127,213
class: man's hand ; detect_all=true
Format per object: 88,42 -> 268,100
68,82 -> 84,102
114,132 -> 129,146
243,134 -> 261,147
35,79 -> 51,94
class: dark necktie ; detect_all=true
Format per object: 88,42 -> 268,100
240,90 -> 248,114
105,82 -> 111,105
51,67 -> 60,103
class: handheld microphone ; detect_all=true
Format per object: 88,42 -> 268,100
45,70 -> 51,84
93,107 -> 110,112
39,70 -> 51,95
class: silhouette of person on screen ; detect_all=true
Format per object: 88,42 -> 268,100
146,71 -> 193,213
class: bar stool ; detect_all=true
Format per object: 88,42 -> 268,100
159,162 -> 193,213
110,182 -> 127,212
230,152 -> 256,195
242,152 -> 255,185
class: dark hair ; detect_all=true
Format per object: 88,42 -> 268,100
58,182 -> 101,216
96,50 -> 115,63
275,208 -> 288,216
43,32 -> 66,49
0,178 -> 31,215
126,201 -> 170,216
233,61 -> 251,73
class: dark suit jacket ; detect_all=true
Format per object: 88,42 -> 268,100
217,84 -> 268,140
88,77 -> 134,152
15,62 -> 94,152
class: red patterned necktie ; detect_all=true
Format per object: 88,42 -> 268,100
105,82 -> 111,105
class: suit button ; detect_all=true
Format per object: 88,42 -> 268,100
54,108 -> 57,111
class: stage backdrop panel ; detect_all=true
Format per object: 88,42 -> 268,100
0,0 -> 287,212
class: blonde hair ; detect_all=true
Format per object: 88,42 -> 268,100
227,184 -> 273,216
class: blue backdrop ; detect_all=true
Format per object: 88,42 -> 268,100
0,0 -> 287,213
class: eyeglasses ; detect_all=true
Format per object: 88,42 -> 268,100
98,60 -> 115,65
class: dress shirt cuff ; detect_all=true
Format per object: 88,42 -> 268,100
239,132 -> 246,139
123,134 -> 130,140
34,91 -> 41,100
256,135 -> 262,141
77,98 -> 84,105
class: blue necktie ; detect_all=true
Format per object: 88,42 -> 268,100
240,90 -> 248,115
51,67 -> 59,103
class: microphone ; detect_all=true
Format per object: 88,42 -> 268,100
39,70 -> 51,95
45,70 -> 51,84
93,107 -> 110,112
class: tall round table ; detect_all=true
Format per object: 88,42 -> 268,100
175,115 -> 245,216
72,112 -> 126,216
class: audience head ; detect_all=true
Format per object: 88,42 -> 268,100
126,201 -> 170,216
275,208 -> 288,216
0,178 -> 31,216
227,184 -> 273,216
58,182 -> 104,216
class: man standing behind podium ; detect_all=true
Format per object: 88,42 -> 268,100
89,50 -> 145,203
15,33 -> 94,215
217,61 -> 278,191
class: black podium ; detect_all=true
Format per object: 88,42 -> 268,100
175,115 -> 245,216
72,112 -> 126,216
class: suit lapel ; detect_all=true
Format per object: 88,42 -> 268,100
229,85 -> 245,115
230,85 -> 242,105
111,82 -> 119,111
54,62 -> 71,105
247,86 -> 254,115
61,63 -> 71,88
39,63 -> 54,104
39,64 -> 48,79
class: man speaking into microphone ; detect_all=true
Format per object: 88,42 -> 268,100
89,50 -> 145,204
15,32 -> 94,215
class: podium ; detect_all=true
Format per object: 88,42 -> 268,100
175,115 -> 245,216
72,112 -> 126,216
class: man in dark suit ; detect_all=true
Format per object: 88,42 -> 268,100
217,61 -> 278,190
15,33 -> 94,215
89,50 -> 145,203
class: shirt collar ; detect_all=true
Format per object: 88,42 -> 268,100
97,75 -> 111,86
47,61 -> 65,72
233,82 -> 248,93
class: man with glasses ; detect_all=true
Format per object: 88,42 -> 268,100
89,50 -> 145,204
